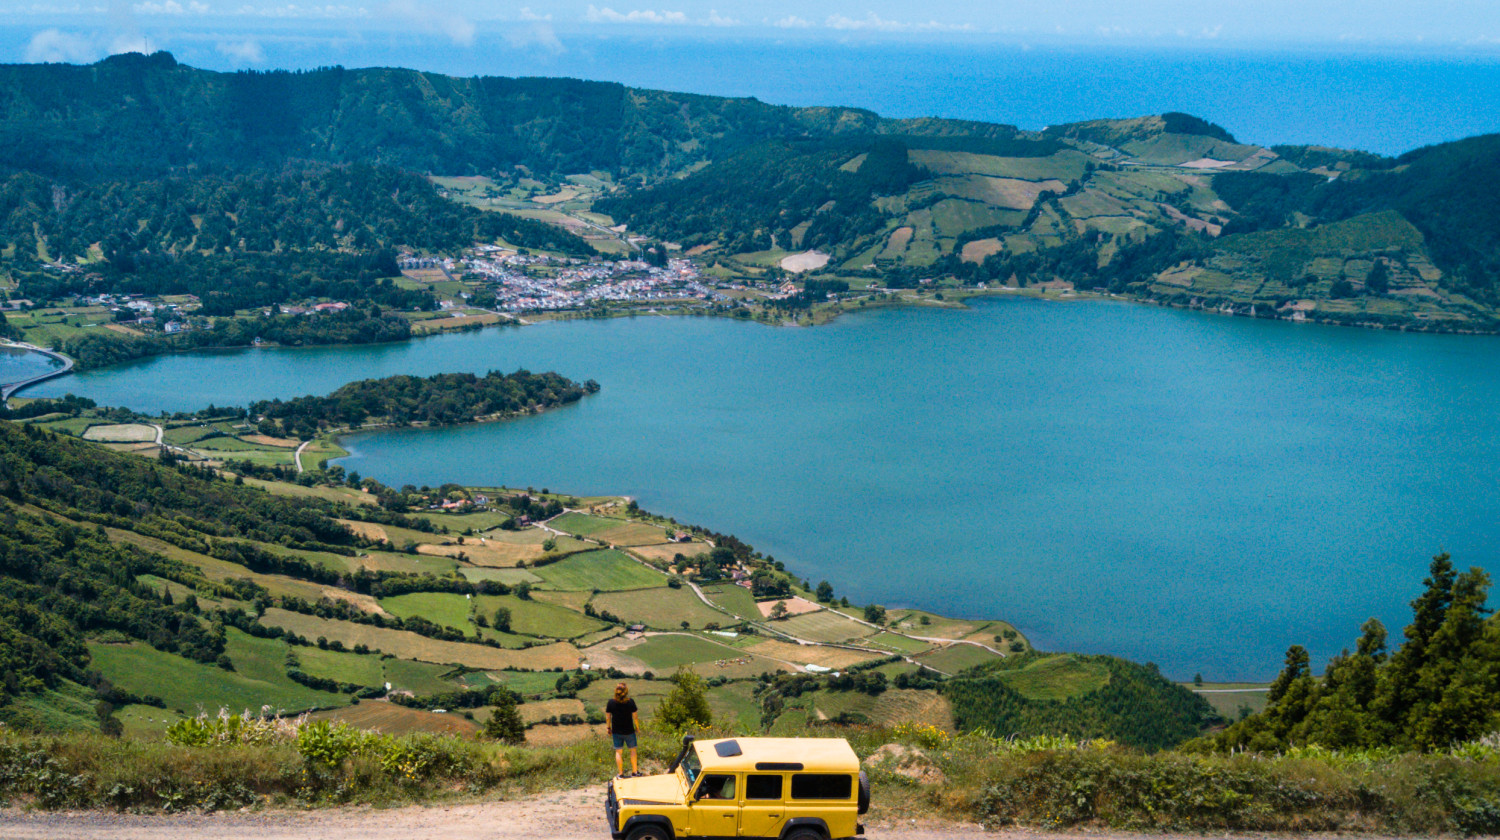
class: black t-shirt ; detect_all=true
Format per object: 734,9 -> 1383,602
606,697 -> 638,734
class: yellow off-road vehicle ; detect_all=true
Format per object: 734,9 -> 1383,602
606,736 -> 870,840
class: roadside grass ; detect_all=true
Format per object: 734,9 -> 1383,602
259,609 -> 579,670
914,643 -> 1006,675
532,549 -> 666,591
778,610 -> 878,643
591,586 -> 726,629
87,639 -> 342,715
473,594 -> 608,639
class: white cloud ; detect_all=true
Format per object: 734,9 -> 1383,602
774,15 -> 811,28
825,13 -> 972,33
233,4 -> 368,19
23,28 -> 97,62
506,21 -> 564,53
517,6 -> 549,21
584,5 -> 687,24
382,0 -> 474,45
131,0 -> 208,13
705,9 -> 737,26
216,37 -> 265,62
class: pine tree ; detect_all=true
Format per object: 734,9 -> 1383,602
482,690 -> 526,744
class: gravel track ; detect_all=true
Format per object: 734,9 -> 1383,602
0,787 -> 1400,840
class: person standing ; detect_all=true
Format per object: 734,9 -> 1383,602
605,682 -> 640,777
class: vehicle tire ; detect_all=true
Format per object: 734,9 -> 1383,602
857,770 -> 871,815
627,823 -> 671,840
785,827 -> 825,840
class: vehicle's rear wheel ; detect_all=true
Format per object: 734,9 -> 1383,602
785,827 -> 825,840
627,823 -> 671,840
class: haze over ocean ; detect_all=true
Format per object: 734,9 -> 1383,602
5,27 -> 1498,155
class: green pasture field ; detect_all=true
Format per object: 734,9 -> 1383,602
988,654 -> 1111,701
864,632 -> 933,655
382,658 -> 462,695
301,439 -> 347,470
700,583 -> 761,620
310,702 -> 476,737
592,521 -> 671,547
297,646 -> 385,687
532,549 -> 665,591
32,417 -> 98,436
460,566 -> 542,585
163,425 -> 225,445
461,669 -> 564,697
115,704 -> 186,738
359,550 -> 459,575
259,609 -> 579,670
473,593 -> 607,639
618,635 -> 740,670
188,436 -> 265,452
244,478 -> 376,506
777,610 -> 877,643
6,680 -> 100,733
915,643 -> 1006,676
418,509 -> 514,532
547,512 -> 623,536
591,586 -> 726,629
379,592 -> 476,632
88,639 -> 342,715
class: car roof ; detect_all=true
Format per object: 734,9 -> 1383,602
693,738 -> 859,773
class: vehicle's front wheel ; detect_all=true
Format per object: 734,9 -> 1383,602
627,823 -> 672,840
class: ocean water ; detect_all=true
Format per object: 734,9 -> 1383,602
3,27 -> 1500,154
27,300 -> 1500,681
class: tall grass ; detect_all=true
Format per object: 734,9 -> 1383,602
4,720 -> 1500,834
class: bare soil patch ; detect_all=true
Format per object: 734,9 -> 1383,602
779,250 -> 830,273
83,424 -> 157,443
755,596 -> 821,618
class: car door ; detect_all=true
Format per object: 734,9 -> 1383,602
737,773 -> 786,838
687,773 -> 740,838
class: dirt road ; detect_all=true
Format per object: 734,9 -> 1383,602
0,786 -> 1402,840
0,787 -> 983,840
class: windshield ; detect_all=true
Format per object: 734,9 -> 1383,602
679,750 -> 702,788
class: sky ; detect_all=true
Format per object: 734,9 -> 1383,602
5,0 -> 1500,68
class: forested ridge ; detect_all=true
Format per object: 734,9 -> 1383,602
249,369 -> 600,438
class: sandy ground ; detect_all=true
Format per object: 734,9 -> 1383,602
0,786 -> 1407,840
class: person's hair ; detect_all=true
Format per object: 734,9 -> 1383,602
614,682 -> 629,702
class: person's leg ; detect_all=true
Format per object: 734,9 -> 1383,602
629,745 -> 638,774
615,747 -> 624,775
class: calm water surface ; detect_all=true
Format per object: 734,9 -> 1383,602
29,299 -> 1500,680
0,345 -> 63,384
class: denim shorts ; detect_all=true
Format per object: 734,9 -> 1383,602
612,732 -> 638,749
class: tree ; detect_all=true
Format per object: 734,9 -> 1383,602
815,580 -> 834,602
482,690 -> 526,744
769,601 -> 788,621
492,607 -> 512,633
863,604 -> 886,625
654,668 -> 712,733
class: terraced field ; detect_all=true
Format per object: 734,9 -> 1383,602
260,609 -> 580,670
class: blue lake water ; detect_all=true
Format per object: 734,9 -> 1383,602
0,344 -> 63,385
28,299 -> 1500,680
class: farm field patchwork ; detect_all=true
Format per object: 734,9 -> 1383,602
472,593 -> 608,639
259,609 -> 580,670
776,610 -> 878,643
532,549 -> 666,591
88,641 -> 341,715
591,586 -> 727,629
